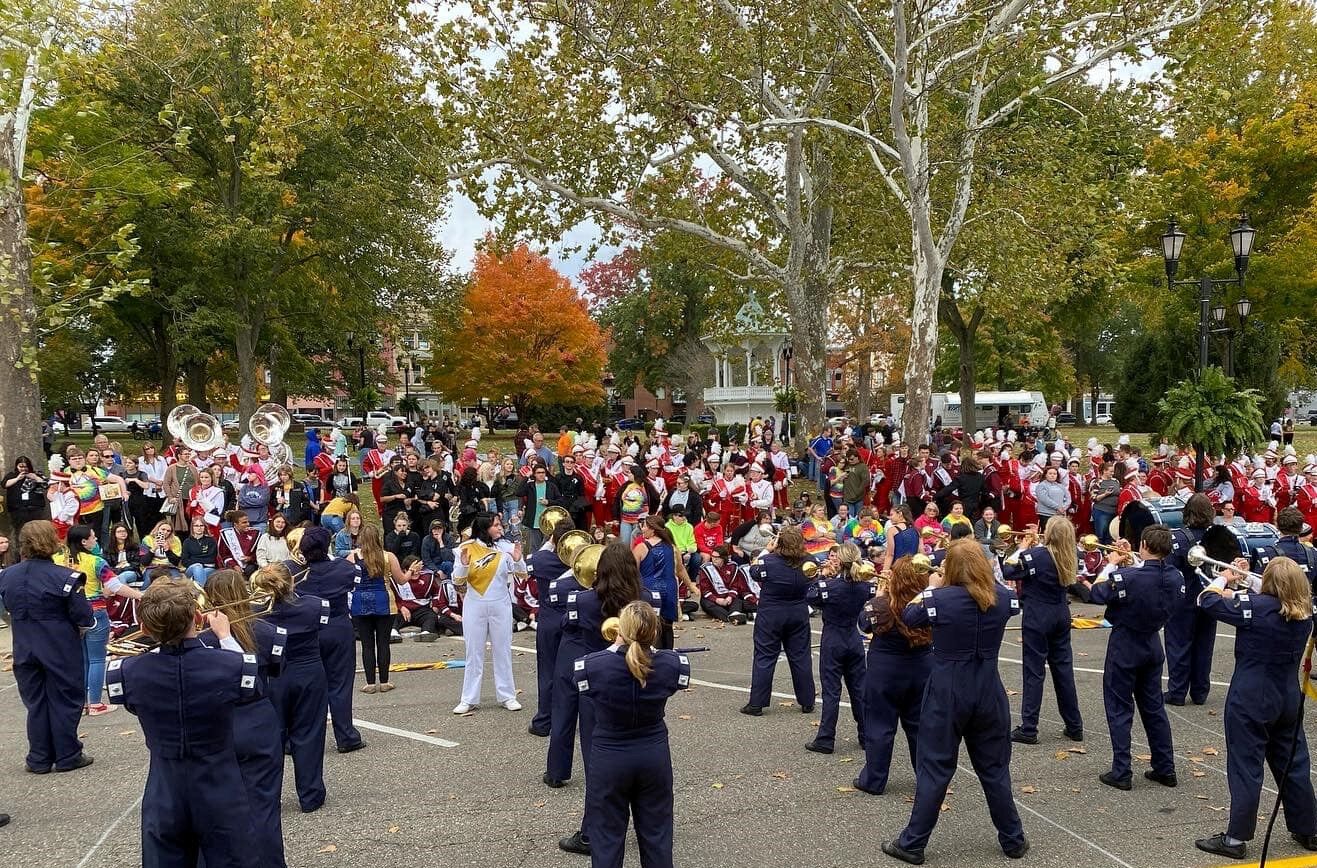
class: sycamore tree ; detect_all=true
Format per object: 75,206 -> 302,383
435,0 -> 1213,446
426,242 -> 606,420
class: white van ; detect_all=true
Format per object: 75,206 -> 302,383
890,391 -> 1049,432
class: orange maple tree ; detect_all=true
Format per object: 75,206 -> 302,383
426,242 -> 606,418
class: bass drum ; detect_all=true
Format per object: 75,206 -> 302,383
1142,495 -> 1187,529
1227,521 -> 1280,559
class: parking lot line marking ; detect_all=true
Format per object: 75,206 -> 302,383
1217,856 -> 1317,868
354,718 -> 459,748
1000,655 -> 1232,688
76,793 -> 143,868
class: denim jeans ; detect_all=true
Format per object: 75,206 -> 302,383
321,515 -> 345,533
501,501 -> 520,528
84,608 -> 110,705
116,569 -> 143,588
1091,509 -> 1115,544
620,521 -> 638,546
185,564 -> 216,586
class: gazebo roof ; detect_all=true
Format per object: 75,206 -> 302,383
731,292 -> 785,336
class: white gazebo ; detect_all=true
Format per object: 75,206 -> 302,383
701,293 -> 789,425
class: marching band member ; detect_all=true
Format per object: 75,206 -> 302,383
198,569 -> 288,868
1000,518 -> 1083,744
554,544 -> 661,855
805,543 -> 872,755
1251,507 -> 1317,586
296,527 -> 365,753
187,468 -> 225,538
0,521 -> 96,773
218,510 -> 260,576
710,462 -> 748,534
1276,454 -> 1300,512
528,519 -> 576,737
433,578 -> 464,636
697,547 -> 749,623
395,555 -> 443,635
741,526 -> 815,717
1297,464 -> 1317,534
1083,526 -> 1180,791
1163,495 -> 1217,706
1146,453 -> 1172,496
259,562 -> 330,812
361,433 -> 395,514
746,463 -> 775,518
854,556 -> 932,796
1193,557 -> 1317,860
768,441 -> 792,512
452,513 -> 525,714
1239,468 -> 1275,523
882,540 -> 1027,864
106,579 -> 260,867
574,601 -> 690,868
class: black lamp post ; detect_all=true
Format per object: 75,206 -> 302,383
781,343 -> 794,444
397,353 -> 412,421
1160,214 -> 1257,489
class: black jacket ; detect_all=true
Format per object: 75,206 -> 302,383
662,487 -> 703,524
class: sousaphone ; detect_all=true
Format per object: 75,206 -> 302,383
539,505 -> 571,537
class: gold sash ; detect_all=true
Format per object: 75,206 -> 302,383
461,541 -> 501,595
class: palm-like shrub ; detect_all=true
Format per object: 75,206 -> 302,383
1157,367 -> 1266,488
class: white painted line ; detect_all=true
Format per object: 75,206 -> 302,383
1008,789 -> 1137,868
1000,655 -> 1232,688
76,793 -> 143,868
354,718 -> 459,748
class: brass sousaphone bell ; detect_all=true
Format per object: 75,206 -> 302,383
570,543 -> 605,589
539,505 -> 571,537
555,529 -> 593,567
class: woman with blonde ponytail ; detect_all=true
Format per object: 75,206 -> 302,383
571,600 -> 690,868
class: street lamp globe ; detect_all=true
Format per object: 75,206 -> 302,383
1230,215 -> 1256,272
1211,304 -> 1226,324
1161,216 -> 1186,277
1237,297 -> 1253,318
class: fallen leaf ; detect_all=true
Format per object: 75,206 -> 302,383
516,689 -> 524,695
388,825 -> 399,834
695,634 -> 705,639
1208,805 -> 1227,812
1054,751 -> 1070,761
838,757 -> 854,764
1192,771 -> 1207,778
811,721 -> 820,727
425,729 -> 438,735
1020,786 -> 1037,794
1066,747 -> 1087,754
902,796 -> 915,804
711,782 -> 724,790
1196,795 -> 1208,800
940,801 -> 951,812
1071,788 -> 1081,794
460,711 -> 476,717
1006,690 -> 1019,696
772,771 -> 790,780
1208,709 -> 1218,716
677,714 -> 692,721
318,845 -> 338,854
119,730 -> 135,736
533,800 -> 546,808
1202,747 -> 1220,756
1134,754 -> 1153,762
836,786 -> 856,793
1077,651 -> 1089,657
779,701 -> 795,707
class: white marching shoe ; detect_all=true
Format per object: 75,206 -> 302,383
502,698 -> 523,711
452,702 -> 476,714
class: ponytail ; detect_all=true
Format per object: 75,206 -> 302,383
617,600 -> 660,686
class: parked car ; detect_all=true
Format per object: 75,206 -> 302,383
86,415 -> 130,432
493,410 -> 520,430
291,413 -> 324,425
221,419 -> 241,433
827,416 -> 849,428
696,411 -> 717,425
669,414 -> 686,425
1306,410 -> 1317,426
1055,412 -> 1077,425
1096,414 -> 1113,425
612,418 -> 645,431
336,416 -> 364,429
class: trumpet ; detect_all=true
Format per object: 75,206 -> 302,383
996,525 -> 1036,539
1078,534 -> 1136,563
107,584 -> 276,657
1186,545 -> 1264,587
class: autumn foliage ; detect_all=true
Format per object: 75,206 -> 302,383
426,243 -> 606,416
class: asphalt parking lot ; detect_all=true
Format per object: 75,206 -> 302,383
2,601 -> 1315,868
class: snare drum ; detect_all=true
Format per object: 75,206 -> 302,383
1229,521 -> 1280,558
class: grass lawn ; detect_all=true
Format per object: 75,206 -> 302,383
1056,424 -> 1317,458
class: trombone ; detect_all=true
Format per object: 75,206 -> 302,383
107,581 -> 276,657
1079,534 -> 1137,565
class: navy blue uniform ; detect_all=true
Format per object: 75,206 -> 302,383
806,575 -> 872,750
1200,590 -> 1317,842
299,558 -> 362,750
264,593 -> 330,812
1002,547 -> 1083,738
200,619 -> 289,868
547,586 -> 661,785
855,596 -> 931,795
1164,527 -> 1214,704
575,647 -> 690,868
1254,537 -> 1317,630
0,557 -> 95,771
106,639 -> 260,868
895,584 -> 1025,855
747,553 -> 815,709
528,548 -> 570,734
1089,559 -> 1181,781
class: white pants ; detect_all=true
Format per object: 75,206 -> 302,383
460,594 -> 516,705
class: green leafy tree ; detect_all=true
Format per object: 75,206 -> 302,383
1158,366 -> 1266,489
